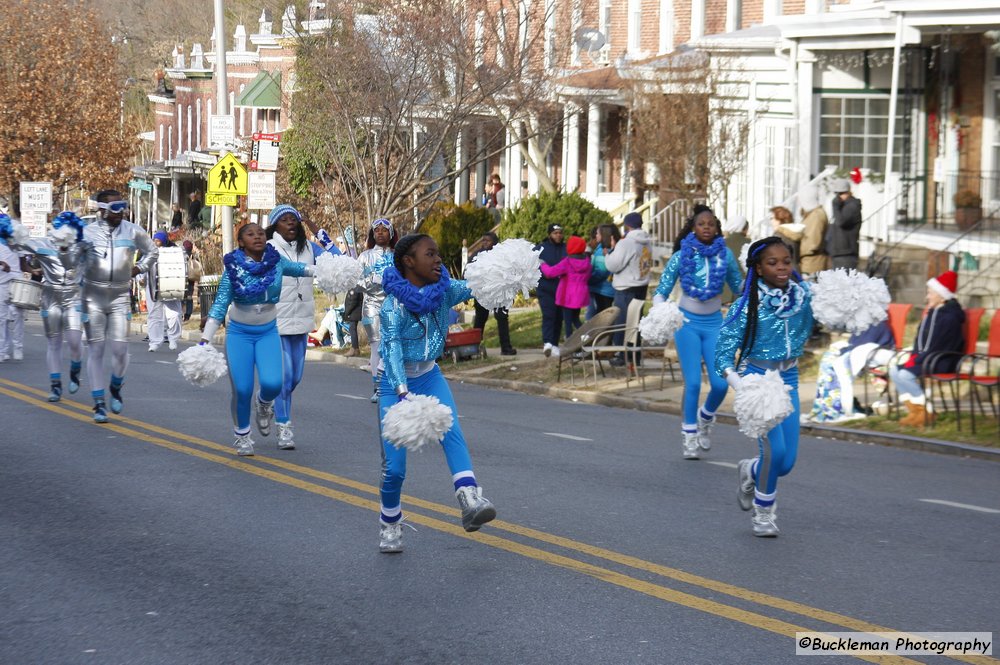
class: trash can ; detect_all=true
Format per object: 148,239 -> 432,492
198,275 -> 220,317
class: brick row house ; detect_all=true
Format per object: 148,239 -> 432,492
140,1 -> 1000,287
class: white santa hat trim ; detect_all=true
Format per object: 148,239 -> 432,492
927,276 -> 955,300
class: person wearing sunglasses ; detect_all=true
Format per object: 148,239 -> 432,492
357,218 -> 397,402
80,190 -> 158,423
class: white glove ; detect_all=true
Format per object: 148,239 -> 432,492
652,293 -> 666,305
725,370 -> 743,391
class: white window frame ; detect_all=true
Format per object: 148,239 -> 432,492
814,93 -> 905,174
658,0 -> 674,54
627,0 -> 642,55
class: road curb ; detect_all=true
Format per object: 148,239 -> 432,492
455,375 -> 1000,463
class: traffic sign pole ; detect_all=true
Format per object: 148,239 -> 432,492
214,0 -> 233,254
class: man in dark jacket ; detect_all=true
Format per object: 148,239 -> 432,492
826,179 -> 863,270
342,286 -> 364,357
535,224 -> 566,357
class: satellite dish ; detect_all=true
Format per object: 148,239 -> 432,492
575,27 -> 607,53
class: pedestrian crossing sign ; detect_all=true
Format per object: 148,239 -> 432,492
207,155 -> 248,196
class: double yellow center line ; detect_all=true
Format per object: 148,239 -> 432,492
0,377 -> 991,665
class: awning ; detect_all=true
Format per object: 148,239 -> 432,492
235,70 -> 281,109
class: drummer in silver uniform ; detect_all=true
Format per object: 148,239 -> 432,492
80,190 -> 158,423
356,218 -> 397,402
0,214 -> 26,362
6,212 -> 89,401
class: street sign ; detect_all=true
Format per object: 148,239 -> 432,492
20,181 -> 52,238
207,154 -> 248,196
128,179 -> 152,192
209,114 -> 235,149
247,172 -> 276,210
206,193 -> 238,207
249,132 -> 281,171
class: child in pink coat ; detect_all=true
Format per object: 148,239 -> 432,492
540,235 -> 593,344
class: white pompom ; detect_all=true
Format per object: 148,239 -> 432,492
734,370 -> 794,439
638,301 -> 685,345
313,253 -> 363,294
11,223 -> 30,246
810,269 -> 890,334
381,393 -> 454,452
48,225 -> 77,249
176,344 -> 228,387
464,238 -> 541,310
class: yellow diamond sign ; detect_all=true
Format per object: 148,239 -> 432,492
207,154 -> 248,196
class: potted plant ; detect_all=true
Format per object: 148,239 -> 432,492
953,190 -> 982,230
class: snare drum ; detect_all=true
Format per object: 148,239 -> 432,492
153,247 -> 187,301
7,277 -> 42,310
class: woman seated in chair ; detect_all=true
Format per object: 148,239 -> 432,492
808,317 -> 893,423
889,270 -> 965,427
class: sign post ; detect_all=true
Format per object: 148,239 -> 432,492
20,181 -> 53,238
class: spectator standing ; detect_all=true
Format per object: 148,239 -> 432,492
490,175 -> 505,210
187,191 -> 204,228
770,206 -> 804,270
604,212 -> 652,366
586,224 -> 618,319
170,204 -> 184,231
342,285 -> 363,357
469,232 -> 516,356
539,235 -> 591,346
826,179 -> 863,270
797,186 -> 830,277
182,240 -> 202,322
535,224 -> 566,357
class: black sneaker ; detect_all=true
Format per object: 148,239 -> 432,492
501,348 -> 517,356
608,356 -> 626,367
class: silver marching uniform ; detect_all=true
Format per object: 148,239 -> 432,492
8,238 -> 86,338
357,246 -> 394,377
81,219 -> 158,342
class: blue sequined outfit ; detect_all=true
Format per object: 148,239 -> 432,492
375,278 -> 480,524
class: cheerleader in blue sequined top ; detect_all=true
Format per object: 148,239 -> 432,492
200,223 -> 313,457
374,233 -> 496,553
653,207 -> 743,459
714,237 -> 814,537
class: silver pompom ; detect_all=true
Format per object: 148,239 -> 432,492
176,345 -> 228,387
464,238 -> 541,310
811,269 -> 890,334
734,370 -> 793,439
314,253 -> 364,294
381,394 -> 454,452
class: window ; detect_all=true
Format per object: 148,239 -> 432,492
818,95 -> 904,172
627,0 -> 642,54
658,0 -> 674,54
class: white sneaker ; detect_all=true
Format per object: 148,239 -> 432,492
148,345 -> 159,352
234,433 -> 255,456
751,503 -> 779,537
253,393 -> 274,437
543,342 -> 552,357
551,346 -> 561,358
168,340 -> 178,351
681,432 -> 700,460
696,414 -> 715,450
276,422 -> 295,450
379,520 -> 404,553
12,349 -> 23,361
455,486 -> 496,532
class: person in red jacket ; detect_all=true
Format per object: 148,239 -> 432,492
539,235 -> 592,356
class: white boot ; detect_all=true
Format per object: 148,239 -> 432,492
681,432 -> 700,460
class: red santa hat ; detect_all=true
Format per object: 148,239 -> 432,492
927,270 -> 958,300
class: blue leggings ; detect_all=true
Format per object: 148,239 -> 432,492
674,310 -> 728,427
745,364 -> 800,506
276,333 -> 308,424
377,365 -> 476,521
225,320 -> 283,434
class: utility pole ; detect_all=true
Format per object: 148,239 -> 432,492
214,0 -> 234,254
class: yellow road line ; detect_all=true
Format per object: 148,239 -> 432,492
2,379 -> 991,665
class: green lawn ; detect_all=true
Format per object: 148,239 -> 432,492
847,411 -> 999,448
480,307 -> 543,351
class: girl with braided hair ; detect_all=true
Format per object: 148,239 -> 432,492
653,206 -> 743,459
714,236 -> 814,537
375,233 -> 496,553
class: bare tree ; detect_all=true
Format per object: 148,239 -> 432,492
280,0 -> 568,235
0,0 -> 139,205
625,52 -> 752,214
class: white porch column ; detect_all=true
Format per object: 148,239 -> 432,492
885,13 -> 904,176
454,128 -> 466,205
566,103 -> 580,192
509,122 -> 524,208
797,50 -> 815,194
586,102 -> 602,198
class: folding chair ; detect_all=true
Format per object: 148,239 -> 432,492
581,299 -> 645,386
919,307 -> 984,429
966,311 -> 1000,435
557,306 -> 619,385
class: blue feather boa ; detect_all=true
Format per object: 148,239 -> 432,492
382,264 -> 451,315
679,233 -> 727,301
223,245 -> 281,298
0,214 -> 12,242
52,211 -> 87,242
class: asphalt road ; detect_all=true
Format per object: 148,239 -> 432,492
1,321 -> 997,665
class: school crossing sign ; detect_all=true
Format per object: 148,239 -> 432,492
207,154 -> 248,196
